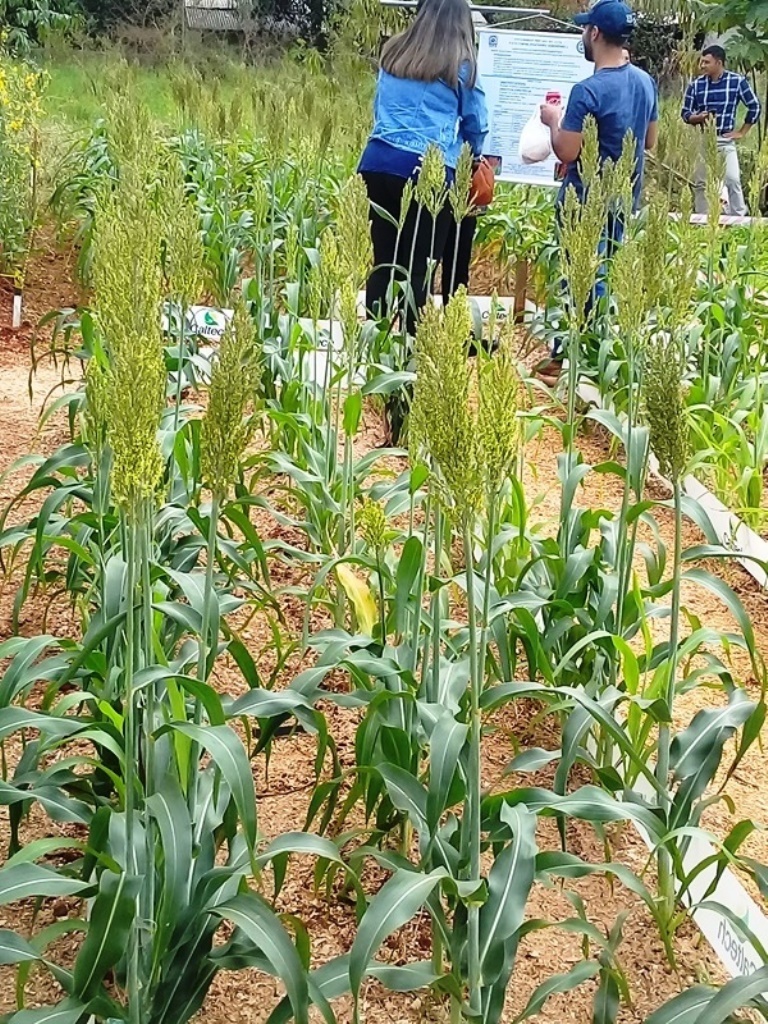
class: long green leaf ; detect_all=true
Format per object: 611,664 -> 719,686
169,723 -> 257,849
0,929 -> 41,966
592,967 -> 620,1024
479,804 -> 537,985
6,1006 -> 87,1024
147,775 -> 193,955
73,870 -> 139,999
427,712 -> 467,830
644,986 -> 718,1024
691,964 -> 768,1021
513,960 -> 599,1022
213,892 -> 309,1024
0,865 -> 88,905
348,868 -> 446,1018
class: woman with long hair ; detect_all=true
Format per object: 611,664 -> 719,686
359,0 -> 488,337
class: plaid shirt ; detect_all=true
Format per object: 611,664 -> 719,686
682,70 -> 761,136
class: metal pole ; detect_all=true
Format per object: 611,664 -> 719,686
379,0 -> 549,12
181,0 -> 187,53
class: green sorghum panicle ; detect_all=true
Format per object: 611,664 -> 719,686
251,176 -> 269,235
703,119 -> 723,232
398,179 -> 415,231
641,193 -> 670,311
612,234 -> 646,338
285,221 -> 301,282
416,143 -> 447,218
358,498 -> 388,552
339,279 -> 361,364
337,174 -> 372,290
748,138 -> 768,217
667,188 -> 699,330
644,334 -> 689,482
478,331 -> 520,494
450,143 -> 475,223
92,124 -> 166,514
84,359 -> 110,454
308,261 -> 323,323
320,227 -> 341,309
163,160 -> 204,309
613,129 -> 636,218
201,300 -> 262,499
411,288 -> 482,521
579,116 -> 601,191
560,180 -> 605,332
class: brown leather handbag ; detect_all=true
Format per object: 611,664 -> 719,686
471,157 -> 496,208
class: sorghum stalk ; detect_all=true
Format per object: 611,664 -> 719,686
421,149 -> 447,299
411,290 -> 484,1017
462,514 -> 482,1018
93,102 -> 166,1016
387,178 -> 415,316
334,177 -> 371,551
410,145 -> 445,327
644,332 -> 688,919
195,301 -> 261,793
702,119 -> 723,383
121,510 -> 141,1022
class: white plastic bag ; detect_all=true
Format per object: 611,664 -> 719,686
518,106 -> 554,165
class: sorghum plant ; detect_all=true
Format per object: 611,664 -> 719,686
643,329 -> 689,918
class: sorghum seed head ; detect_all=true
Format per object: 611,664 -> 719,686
358,498 -> 388,552
643,333 -> 689,482
201,299 -> 262,498
416,144 -> 447,218
450,143 -> 475,223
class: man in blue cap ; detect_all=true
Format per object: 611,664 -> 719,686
535,0 -> 658,386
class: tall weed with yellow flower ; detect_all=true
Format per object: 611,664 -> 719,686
0,53 -> 45,288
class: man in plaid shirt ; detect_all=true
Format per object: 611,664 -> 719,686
682,45 -> 761,217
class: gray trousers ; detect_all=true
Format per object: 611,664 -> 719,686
694,138 -> 746,217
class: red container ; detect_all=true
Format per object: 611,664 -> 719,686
546,91 -> 562,105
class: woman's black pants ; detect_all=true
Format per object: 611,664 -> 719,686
362,170 -> 452,334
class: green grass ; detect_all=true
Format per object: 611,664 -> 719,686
40,49 -> 290,127
43,53 -> 179,125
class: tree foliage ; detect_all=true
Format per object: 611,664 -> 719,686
698,0 -> 768,70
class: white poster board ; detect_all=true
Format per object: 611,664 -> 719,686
477,29 -> 592,186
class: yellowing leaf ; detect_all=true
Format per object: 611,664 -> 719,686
336,563 -> 377,636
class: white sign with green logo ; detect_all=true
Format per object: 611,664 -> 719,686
162,304 -> 233,342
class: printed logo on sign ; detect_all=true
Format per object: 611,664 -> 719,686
717,912 -> 758,978
488,34 -> 498,48
189,307 -> 230,341
577,40 -> 585,54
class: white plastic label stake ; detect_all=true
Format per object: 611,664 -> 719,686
12,291 -> 22,329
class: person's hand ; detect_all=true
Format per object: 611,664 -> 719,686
688,111 -> 711,125
723,128 -> 746,141
540,103 -> 561,129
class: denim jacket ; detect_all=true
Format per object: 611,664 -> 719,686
366,64 -> 488,169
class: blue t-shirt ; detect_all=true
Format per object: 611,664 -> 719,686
559,63 -> 658,209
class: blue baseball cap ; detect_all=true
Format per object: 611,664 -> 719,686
574,0 -> 636,37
